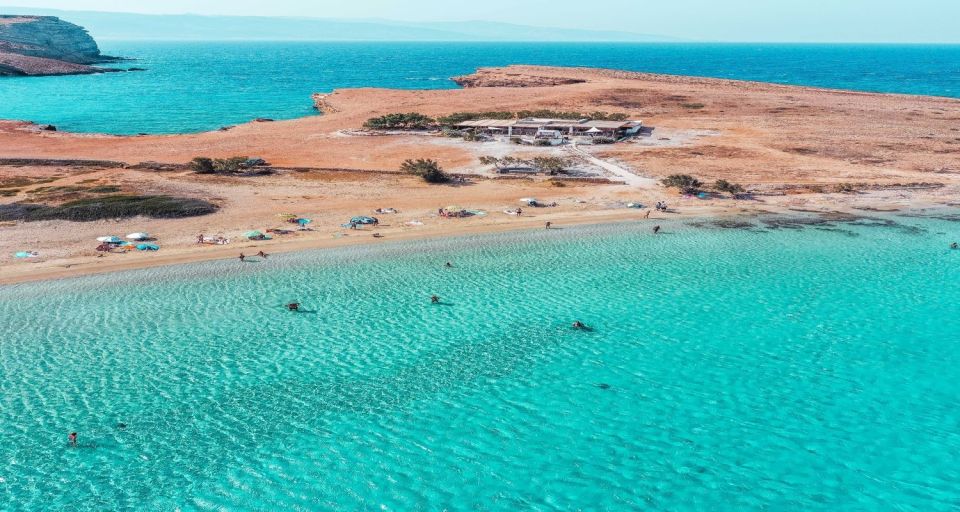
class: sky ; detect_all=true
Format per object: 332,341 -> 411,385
5,0 -> 960,42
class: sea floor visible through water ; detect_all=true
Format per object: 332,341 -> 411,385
2,213 -> 960,510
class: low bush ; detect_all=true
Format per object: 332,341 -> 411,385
661,174 -> 703,194
364,112 -> 435,130
400,159 -> 450,184
0,195 -> 219,222
714,179 -> 745,196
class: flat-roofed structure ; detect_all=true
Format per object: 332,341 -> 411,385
453,117 -> 643,140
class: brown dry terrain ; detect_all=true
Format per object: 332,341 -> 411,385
1,65 -> 958,284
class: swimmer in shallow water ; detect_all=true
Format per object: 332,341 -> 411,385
286,302 -> 300,311
68,432 -> 77,447
572,321 -> 587,330
952,242 -> 959,250
431,295 -> 440,304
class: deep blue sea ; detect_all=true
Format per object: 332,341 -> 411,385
0,42 -> 958,134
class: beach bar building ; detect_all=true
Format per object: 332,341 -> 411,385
453,117 -> 643,141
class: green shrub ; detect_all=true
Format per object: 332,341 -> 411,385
364,113 -> 435,130
189,157 -> 215,174
714,179 -> 745,195
532,157 -> 570,175
0,195 -> 219,222
436,111 -> 514,125
400,159 -> 450,184
661,174 -> 703,194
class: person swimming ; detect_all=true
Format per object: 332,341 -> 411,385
653,225 -> 661,234
445,262 -> 453,268
572,321 -> 587,330
286,302 -> 300,311
431,295 -> 440,304
68,432 -> 77,447
952,242 -> 959,250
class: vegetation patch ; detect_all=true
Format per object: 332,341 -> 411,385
714,179 -> 746,196
89,185 -> 122,193
661,174 -> 704,194
0,195 -> 219,222
363,113 -> 435,130
681,103 -> 706,110
400,159 -> 450,184
190,157 -> 271,175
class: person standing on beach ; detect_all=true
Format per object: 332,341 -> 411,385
653,226 -> 661,234
644,210 -> 651,219
257,251 -> 268,259
545,221 -> 552,229
239,253 -> 245,262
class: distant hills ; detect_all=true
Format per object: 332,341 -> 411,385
0,7 -> 675,42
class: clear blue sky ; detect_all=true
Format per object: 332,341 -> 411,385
6,0 -> 960,42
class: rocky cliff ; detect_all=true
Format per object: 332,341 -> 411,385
0,15 -> 119,76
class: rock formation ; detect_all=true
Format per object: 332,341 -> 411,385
0,15 -> 121,76
452,67 -> 587,88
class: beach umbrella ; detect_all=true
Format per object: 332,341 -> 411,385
297,218 -> 312,226
126,232 -> 149,240
136,243 -> 159,251
96,236 -> 122,244
244,230 -> 264,238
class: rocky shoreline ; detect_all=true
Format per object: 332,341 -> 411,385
0,15 -> 124,76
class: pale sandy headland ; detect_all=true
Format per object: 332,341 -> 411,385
1,65 -> 958,285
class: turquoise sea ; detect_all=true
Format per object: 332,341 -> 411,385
0,42 -> 959,134
2,213 -> 960,510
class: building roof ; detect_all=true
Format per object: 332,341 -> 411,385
453,118 -> 642,130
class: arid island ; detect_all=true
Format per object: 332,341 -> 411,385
1,65 -> 958,284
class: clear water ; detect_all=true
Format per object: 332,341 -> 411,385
1,42 -> 958,134
2,213 -> 960,510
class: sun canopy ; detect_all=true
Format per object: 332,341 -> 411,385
350,216 -> 378,225
126,232 -> 149,240
96,236 -> 122,244
244,230 -> 264,238
586,127 -> 603,133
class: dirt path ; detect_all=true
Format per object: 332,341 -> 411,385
568,144 -> 658,188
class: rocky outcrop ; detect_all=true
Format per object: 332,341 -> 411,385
0,15 -> 121,76
453,68 -> 587,88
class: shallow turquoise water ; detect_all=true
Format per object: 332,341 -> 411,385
1,42 -> 958,134
2,214 -> 960,510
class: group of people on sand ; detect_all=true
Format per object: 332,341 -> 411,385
654,201 -> 669,212
238,251 -> 269,262
197,234 -> 230,245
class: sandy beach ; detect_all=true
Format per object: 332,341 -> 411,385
2,65 -> 958,285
